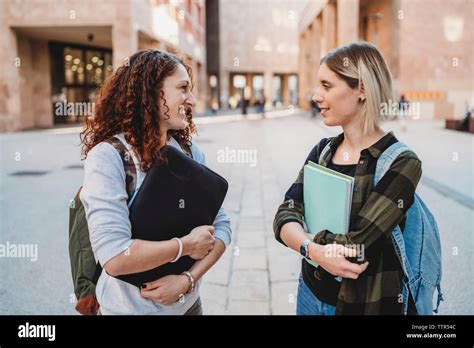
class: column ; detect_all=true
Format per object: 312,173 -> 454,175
337,0 -> 360,46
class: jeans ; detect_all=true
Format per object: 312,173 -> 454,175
184,297 -> 203,315
97,297 -> 203,315
296,274 -> 336,316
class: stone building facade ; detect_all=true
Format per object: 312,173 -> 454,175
0,0 -> 207,132
298,0 -> 473,120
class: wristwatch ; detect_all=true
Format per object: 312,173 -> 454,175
299,239 -> 311,258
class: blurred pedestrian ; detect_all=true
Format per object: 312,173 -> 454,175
310,99 -> 320,118
398,94 -> 409,118
241,95 -> 248,116
258,93 -> 266,118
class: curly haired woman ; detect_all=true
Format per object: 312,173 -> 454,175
80,50 -> 231,315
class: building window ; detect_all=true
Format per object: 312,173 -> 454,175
252,75 -> 264,102
273,75 -> 282,107
288,74 -> 298,106
230,74 -> 247,109
50,42 -> 112,124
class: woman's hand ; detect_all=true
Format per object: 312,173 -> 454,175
182,225 -> 216,260
308,243 -> 369,279
140,275 -> 190,305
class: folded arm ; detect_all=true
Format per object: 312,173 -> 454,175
81,143 -> 219,277
312,155 -> 422,263
273,142 -> 368,278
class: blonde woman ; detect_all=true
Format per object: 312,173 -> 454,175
273,41 -> 421,315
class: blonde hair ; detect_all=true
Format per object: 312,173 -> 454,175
320,41 -> 395,135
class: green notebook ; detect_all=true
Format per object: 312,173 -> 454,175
303,160 -> 354,270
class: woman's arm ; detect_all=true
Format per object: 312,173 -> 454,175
279,221 -> 368,279
132,207 -> 231,280
188,238 -> 226,281
273,142 -> 368,279
105,226 -> 215,277
140,239 -> 226,305
81,142 -> 214,277
187,205 -> 232,280
140,209 -> 231,304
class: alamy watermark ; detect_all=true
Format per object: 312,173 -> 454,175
18,322 -> 55,341
0,241 -> 38,262
54,100 -> 95,117
325,242 -> 365,262
380,99 -> 420,120
217,147 -> 258,167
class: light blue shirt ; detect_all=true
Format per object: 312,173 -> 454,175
80,133 -> 231,314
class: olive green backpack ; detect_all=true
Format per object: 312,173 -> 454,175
68,137 -> 137,315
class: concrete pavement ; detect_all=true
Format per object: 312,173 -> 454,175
0,110 -> 472,314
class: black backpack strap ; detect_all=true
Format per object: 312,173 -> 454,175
92,262 -> 103,285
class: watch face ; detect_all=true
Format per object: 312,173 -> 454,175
300,244 -> 305,256
300,243 -> 307,257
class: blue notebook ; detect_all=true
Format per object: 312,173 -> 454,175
303,160 -> 354,271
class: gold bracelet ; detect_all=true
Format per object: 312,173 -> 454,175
181,271 -> 195,294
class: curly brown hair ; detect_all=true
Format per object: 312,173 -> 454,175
80,49 -> 197,171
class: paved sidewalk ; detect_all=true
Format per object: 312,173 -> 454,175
0,111 -> 472,314
195,113 -> 473,315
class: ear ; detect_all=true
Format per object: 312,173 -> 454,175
358,82 -> 366,102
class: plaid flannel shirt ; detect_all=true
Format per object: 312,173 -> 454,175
273,132 -> 422,315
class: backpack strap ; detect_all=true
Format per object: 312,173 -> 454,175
433,284 -> 444,314
318,138 -> 333,165
178,141 -> 193,158
374,141 -> 412,186
376,141 -> 423,312
104,137 -> 137,204
92,262 -> 103,286
169,135 -> 194,159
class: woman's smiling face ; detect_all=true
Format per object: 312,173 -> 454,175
312,62 -> 363,128
159,63 -> 196,132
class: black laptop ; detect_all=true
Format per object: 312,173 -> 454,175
116,144 -> 229,287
